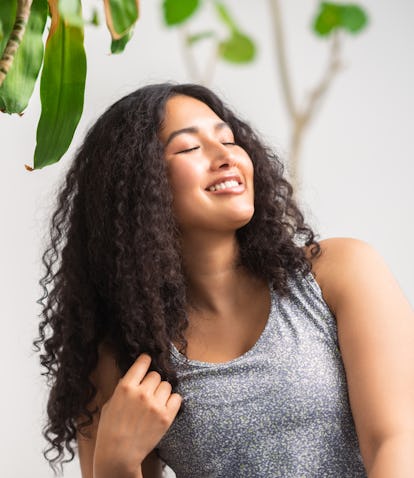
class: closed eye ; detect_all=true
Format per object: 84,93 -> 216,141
222,142 -> 236,146
175,146 -> 200,154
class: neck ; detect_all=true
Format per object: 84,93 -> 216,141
180,230 -> 259,315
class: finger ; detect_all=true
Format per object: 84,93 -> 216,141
166,393 -> 182,416
140,371 -> 162,393
122,353 -> 152,385
154,381 -> 173,403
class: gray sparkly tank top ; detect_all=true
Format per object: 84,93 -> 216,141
156,272 -> 367,477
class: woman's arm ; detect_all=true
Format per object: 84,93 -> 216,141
312,238 -> 414,477
78,430 -> 162,478
77,344 -> 179,478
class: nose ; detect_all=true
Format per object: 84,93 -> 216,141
209,142 -> 236,170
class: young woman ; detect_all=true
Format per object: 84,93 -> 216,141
35,83 -> 414,478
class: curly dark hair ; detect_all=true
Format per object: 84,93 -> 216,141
34,82 -> 320,471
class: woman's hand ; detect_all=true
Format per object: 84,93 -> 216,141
93,353 -> 182,478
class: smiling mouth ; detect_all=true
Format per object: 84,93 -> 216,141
207,179 -> 241,192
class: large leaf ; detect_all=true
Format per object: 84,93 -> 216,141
0,0 -> 17,111
58,0 -> 84,27
0,1 -> 16,56
33,0 -> 86,169
0,0 -> 48,114
219,31 -> 255,64
104,0 -> 139,39
162,0 -> 200,26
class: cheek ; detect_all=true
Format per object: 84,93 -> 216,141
168,168 -> 204,228
169,159 -> 202,189
242,155 -> 254,182
248,160 -> 254,178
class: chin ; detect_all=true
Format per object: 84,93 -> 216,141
232,207 -> 255,229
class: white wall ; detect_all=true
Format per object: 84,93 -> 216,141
0,1 -> 413,476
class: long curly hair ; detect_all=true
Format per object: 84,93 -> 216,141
34,83 -> 320,471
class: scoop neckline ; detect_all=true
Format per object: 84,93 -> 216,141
171,287 -> 276,368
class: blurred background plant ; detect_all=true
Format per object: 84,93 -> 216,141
0,0 -> 367,189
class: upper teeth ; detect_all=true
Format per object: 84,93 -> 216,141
208,180 -> 239,191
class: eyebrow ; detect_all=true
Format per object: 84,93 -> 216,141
164,121 -> 231,147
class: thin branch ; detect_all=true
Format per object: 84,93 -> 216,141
179,25 -> 201,83
289,31 -> 344,191
202,40 -> 218,87
268,0 -> 297,119
301,30 -> 343,127
178,25 -> 219,87
0,0 -> 33,87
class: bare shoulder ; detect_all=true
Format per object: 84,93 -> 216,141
307,236 -> 379,275
305,237 -> 397,314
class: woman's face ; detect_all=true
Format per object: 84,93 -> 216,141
159,95 -> 255,235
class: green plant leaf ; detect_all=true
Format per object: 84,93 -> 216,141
186,30 -> 215,46
33,0 -> 86,169
104,0 -> 139,39
0,0 -> 48,114
0,0 -> 16,111
111,30 -> 132,53
313,2 -> 342,36
339,5 -> 368,33
0,1 -> 16,57
219,31 -> 255,64
58,0 -> 83,27
214,0 -> 237,32
58,0 -> 78,16
90,8 -> 100,26
313,2 -> 368,36
162,0 -> 200,26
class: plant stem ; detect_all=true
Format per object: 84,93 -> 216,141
179,25 -> 218,87
289,31 -> 343,190
0,0 -> 33,87
268,0 -> 297,120
302,31 -> 342,126
179,25 -> 202,83
268,0 -> 343,191
202,41 -> 218,87
289,116 -> 305,192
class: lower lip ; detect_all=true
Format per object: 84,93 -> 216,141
206,184 -> 245,195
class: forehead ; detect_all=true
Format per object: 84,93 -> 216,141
161,95 -> 221,134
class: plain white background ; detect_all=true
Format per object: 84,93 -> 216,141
0,1 -> 413,476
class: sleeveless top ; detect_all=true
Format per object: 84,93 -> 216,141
155,272 -> 367,477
